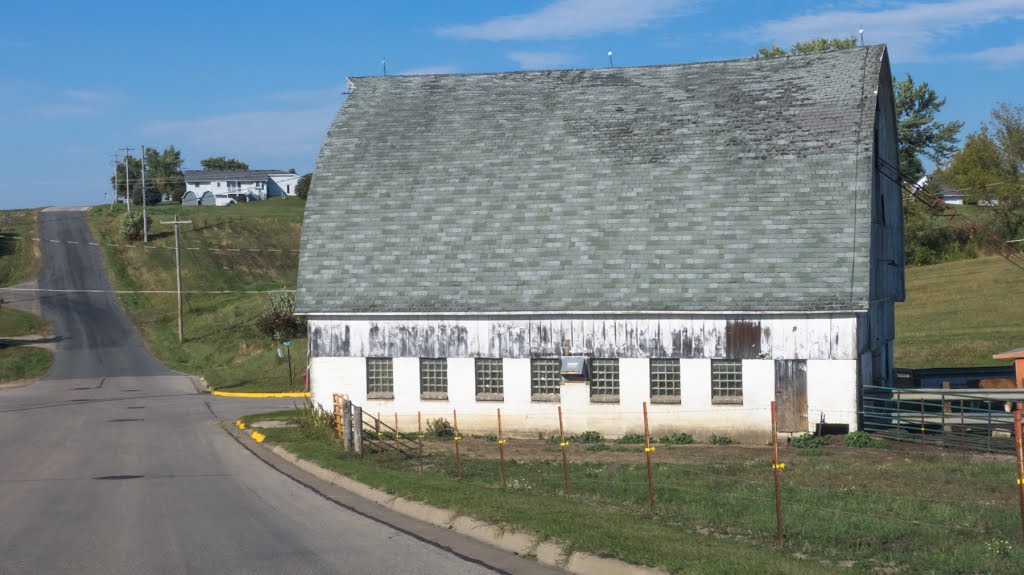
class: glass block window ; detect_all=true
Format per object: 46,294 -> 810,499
711,359 -> 743,404
366,357 -> 393,397
420,358 -> 448,398
590,358 -> 619,401
475,358 -> 504,399
649,358 -> 681,402
531,358 -> 561,399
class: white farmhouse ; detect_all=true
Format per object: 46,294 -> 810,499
182,169 -> 301,205
295,46 -> 905,442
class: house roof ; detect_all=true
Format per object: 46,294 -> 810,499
183,169 -> 289,182
297,46 -> 890,314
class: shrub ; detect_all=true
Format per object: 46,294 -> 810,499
791,433 -> 828,449
710,434 -> 735,445
616,433 -> 647,444
119,209 -> 152,242
255,292 -> 307,341
844,431 -> 884,449
426,417 -> 454,439
659,432 -> 695,445
296,401 -> 335,442
570,431 -> 604,444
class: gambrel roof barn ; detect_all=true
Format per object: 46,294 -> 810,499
297,46 -> 904,441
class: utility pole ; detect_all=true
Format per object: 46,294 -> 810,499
160,215 -> 192,343
140,145 -> 148,242
123,147 -> 134,213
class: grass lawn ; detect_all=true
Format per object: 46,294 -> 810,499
245,410 -> 1024,575
0,307 -> 48,337
86,200 -> 307,392
895,256 -> 1024,368
0,208 -> 41,287
0,346 -> 53,382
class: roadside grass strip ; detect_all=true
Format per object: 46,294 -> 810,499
0,346 -> 53,383
241,411 -> 1024,575
212,391 -> 310,398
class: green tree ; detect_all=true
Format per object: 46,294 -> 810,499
295,173 -> 312,200
145,146 -> 185,202
894,75 -> 964,181
758,35 -> 857,58
937,103 -> 1024,240
110,155 -> 142,203
200,156 -> 249,171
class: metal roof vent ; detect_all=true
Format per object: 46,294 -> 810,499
560,356 -> 589,377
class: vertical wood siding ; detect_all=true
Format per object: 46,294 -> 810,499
309,315 -> 857,360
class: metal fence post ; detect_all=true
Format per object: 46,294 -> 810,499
771,400 -> 784,547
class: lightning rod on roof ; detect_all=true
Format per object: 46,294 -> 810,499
859,27 -> 864,46
608,50 -> 614,67
381,56 -> 387,76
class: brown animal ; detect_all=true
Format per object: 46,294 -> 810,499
978,378 -> 1018,412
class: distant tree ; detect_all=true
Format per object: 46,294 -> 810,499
200,156 -> 249,171
757,35 -> 857,58
937,103 -> 1024,240
110,155 -> 142,203
295,173 -> 312,200
145,146 -> 186,202
894,75 -> 964,181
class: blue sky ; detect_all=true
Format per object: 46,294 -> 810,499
1,0 -> 1022,210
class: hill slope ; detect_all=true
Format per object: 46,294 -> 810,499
86,200 -> 306,392
895,256 -> 1024,368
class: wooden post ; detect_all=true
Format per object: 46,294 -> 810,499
771,400 -> 784,547
394,413 -> 401,461
417,411 -> 424,473
343,398 -> 353,453
643,402 -> 655,513
352,405 -> 363,456
333,394 -> 342,441
453,409 -> 462,479
375,412 -> 383,455
497,409 -> 507,489
558,405 -> 570,495
159,216 -> 192,343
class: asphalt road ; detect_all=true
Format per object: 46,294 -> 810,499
0,209 -> 548,575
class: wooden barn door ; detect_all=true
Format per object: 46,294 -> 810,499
774,360 -> 808,432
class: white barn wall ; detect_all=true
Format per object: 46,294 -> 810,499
309,353 -> 859,442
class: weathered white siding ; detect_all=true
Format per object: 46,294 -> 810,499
308,314 -> 857,360
309,355 -> 858,441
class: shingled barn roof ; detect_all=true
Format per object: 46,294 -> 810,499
297,45 -> 891,314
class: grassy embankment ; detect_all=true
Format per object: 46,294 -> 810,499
895,256 -> 1024,368
86,200 -> 306,392
0,209 -> 53,382
242,409 -> 1024,575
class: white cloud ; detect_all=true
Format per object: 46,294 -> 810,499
753,0 -> 1024,62
398,65 -> 461,75
144,106 -> 336,160
437,0 -> 697,41
35,89 -> 120,118
961,41 -> 1024,67
507,51 -> 574,69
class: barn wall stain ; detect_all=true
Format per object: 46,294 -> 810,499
309,315 -> 857,360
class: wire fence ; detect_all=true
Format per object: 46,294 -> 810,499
325,395 -> 1024,554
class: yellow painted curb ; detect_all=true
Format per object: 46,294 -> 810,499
250,431 -> 266,443
211,391 -> 310,398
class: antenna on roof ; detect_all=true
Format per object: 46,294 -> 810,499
859,27 -> 864,46
608,50 -> 614,67
381,56 -> 387,76
343,77 -> 355,95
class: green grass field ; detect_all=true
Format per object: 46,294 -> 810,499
86,200 -> 307,391
0,209 -> 40,287
0,307 -> 48,337
0,346 -> 53,382
895,256 -> 1024,368
245,409 -> 1024,575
